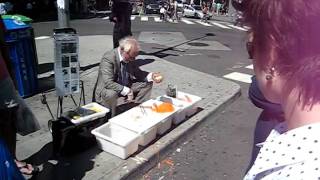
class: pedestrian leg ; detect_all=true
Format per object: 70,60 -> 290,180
113,29 -> 121,48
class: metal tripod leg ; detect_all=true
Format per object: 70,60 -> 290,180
41,94 -> 55,121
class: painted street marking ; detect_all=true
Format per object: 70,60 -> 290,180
210,22 -> 232,29
195,20 -> 212,26
181,18 -> 195,24
246,64 -> 254,70
37,71 -> 54,78
141,16 -> 148,21
154,17 -> 162,22
35,36 -> 51,40
102,16 -> 109,20
131,16 -> 136,20
228,24 -> 248,31
223,72 -> 253,83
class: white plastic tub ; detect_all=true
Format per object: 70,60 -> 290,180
137,126 -> 157,146
139,99 -> 178,135
156,95 -> 189,124
91,122 -> 139,159
110,113 -> 158,146
157,92 -> 202,124
175,91 -> 202,117
109,100 -> 160,146
110,99 -> 178,145
157,117 -> 173,135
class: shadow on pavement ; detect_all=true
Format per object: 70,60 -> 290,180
38,63 -> 54,74
139,33 -> 216,59
26,135 -> 99,180
80,63 -> 100,72
139,51 -> 179,59
38,76 -> 55,93
133,58 -> 155,66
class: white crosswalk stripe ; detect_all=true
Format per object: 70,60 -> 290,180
223,64 -> 254,83
195,20 -> 212,26
227,24 -> 248,31
154,17 -> 162,22
35,36 -> 51,40
246,64 -> 254,70
103,15 -> 248,31
223,72 -> 253,84
210,21 -> 232,29
141,16 -> 148,21
181,18 -> 195,24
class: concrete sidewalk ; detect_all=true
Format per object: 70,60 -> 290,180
16,35 -> 240,179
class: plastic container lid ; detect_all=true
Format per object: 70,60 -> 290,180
2,15 -> 32,24
2,18 -> 29,30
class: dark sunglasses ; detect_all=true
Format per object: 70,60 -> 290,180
246,41 -> 254,59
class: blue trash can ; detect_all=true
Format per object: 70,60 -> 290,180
3,18 -> 38,97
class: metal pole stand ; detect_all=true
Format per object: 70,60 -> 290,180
42,80 -> 85,133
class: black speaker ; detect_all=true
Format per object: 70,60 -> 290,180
50,115 -> 108,157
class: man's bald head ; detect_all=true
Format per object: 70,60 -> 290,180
119,37 -> 140,59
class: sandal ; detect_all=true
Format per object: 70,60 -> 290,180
15,161 -> 39,175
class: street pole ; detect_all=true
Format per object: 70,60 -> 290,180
83,0 -> 88,14
57,0 -> 70,28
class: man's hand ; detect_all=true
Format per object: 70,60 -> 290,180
152,72 -> 163,83
112,17 -> 118,22
126,89 -> 134,102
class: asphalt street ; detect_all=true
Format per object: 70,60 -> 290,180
31,15 -> 262,180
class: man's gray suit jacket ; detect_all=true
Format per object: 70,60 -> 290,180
93,48 -> 149,100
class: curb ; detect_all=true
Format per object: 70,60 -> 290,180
211,16 -> 234,23
103,87 -> 241,180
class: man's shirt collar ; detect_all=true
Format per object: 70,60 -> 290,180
117,47 -> 124,62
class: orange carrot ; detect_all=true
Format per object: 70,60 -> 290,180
163,159 -> 174,166
152,102 -> 174,113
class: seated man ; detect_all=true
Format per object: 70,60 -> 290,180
93,37 -> 163,117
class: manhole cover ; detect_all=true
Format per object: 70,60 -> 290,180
187,42 -> 209,47
205,33 -> 215,36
